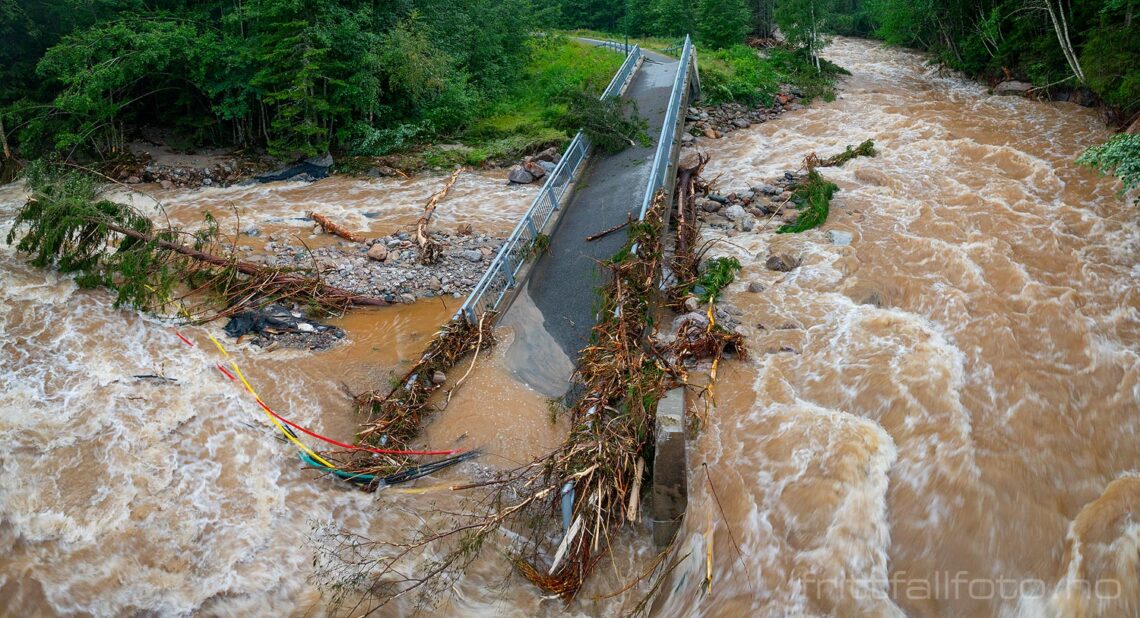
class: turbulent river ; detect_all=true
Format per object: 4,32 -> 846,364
2,36 -> 1138,617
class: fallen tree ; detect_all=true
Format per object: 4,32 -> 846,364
6,162 -> 388,320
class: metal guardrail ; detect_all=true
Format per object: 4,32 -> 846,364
638,35 -> 699,222
458,43 -> 644,323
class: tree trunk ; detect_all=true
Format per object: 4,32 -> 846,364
1045,0 -> 1086,83
0,114 -> 11,160
100,219 -> 390,306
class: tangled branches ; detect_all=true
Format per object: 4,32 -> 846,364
337,316 -> 496,481
315,189 -> 747,613
5,162 -> 387,321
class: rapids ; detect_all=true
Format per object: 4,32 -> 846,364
1,36 -> 1138,617
652,37 -> 1140,617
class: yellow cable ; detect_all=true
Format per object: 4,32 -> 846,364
151,284 -> 338,470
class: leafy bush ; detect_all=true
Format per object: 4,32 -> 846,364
1078,134 -> 1140,203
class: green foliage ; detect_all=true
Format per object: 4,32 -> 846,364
776,0 -> 836,70
1078,133 -> 1140,201
6,162 -> 179,308
1,0 -> 540,160
777,170 -> 839,233
697,0 -> 752,49
556,92 -> 651,153
698,44 -> 844,106
690,256 -> 742,302
700,45 -> 781,105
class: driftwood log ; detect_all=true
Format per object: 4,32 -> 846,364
311,212 -> 365,243
416,167 -> 462,264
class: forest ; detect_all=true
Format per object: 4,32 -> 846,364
1,0 -> 1137,173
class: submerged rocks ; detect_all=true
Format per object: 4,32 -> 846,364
827,230 -> 853,246
765,252 -> 800,272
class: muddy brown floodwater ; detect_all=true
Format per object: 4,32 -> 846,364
651,36 -> 1139,617
1,36 -> 1138,617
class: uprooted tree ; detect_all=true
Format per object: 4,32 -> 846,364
6,162 -> 388,320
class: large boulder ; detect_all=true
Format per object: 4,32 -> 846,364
508,165 -> 535,184
522,160 -> 547,180
994,80 -> 1033,96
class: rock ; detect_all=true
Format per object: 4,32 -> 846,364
753,184 -> 781,196
703,127 -> 719,139
784,171 -> 797,181
765,252 -> 800,272
781,212 -> 798,225
306,153 -> 334,168
676,311 -> 710,330
400,293 -> 415,304
698,198 -> 721,213
432,371 -> 447,385
243,226 -> 261,237
535,147 -> 560,163
994,80 -> 1033,96
296,322 -> 315,333
508,165 -> 535,184
126,176 -> 141,184
732,118 -> 751,128
460,249 -> 483,263
160,180 -> 175,190
723,204 -> 747,221
827,230 -> 853,246
681,133 -> 695,144
683,296 -> 700,312
522,160 -> 547,180
537,160 -> 557,174
366,244 -> 389,261
427,276 -> 442,291
748,281 -> 766,293
736,215 -> 756,232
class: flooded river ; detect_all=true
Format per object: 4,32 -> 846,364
1,36 -> 1138,617
653,37 -> 1139,617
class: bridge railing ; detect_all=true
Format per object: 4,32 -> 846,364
458,44 -> 644,324
638,34 -> 699,222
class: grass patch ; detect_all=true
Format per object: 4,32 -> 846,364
698,44 -> 849,106
457,37 -> 626,166
777,170 -> 839,234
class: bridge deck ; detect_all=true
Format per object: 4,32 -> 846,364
501,49 -> 679,396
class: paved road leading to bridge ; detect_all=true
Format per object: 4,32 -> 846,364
501,47 -> 678,397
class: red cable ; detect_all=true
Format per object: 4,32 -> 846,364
253,392 -> 464,457
216,363 -> 236,381
171,330 -> 462,457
